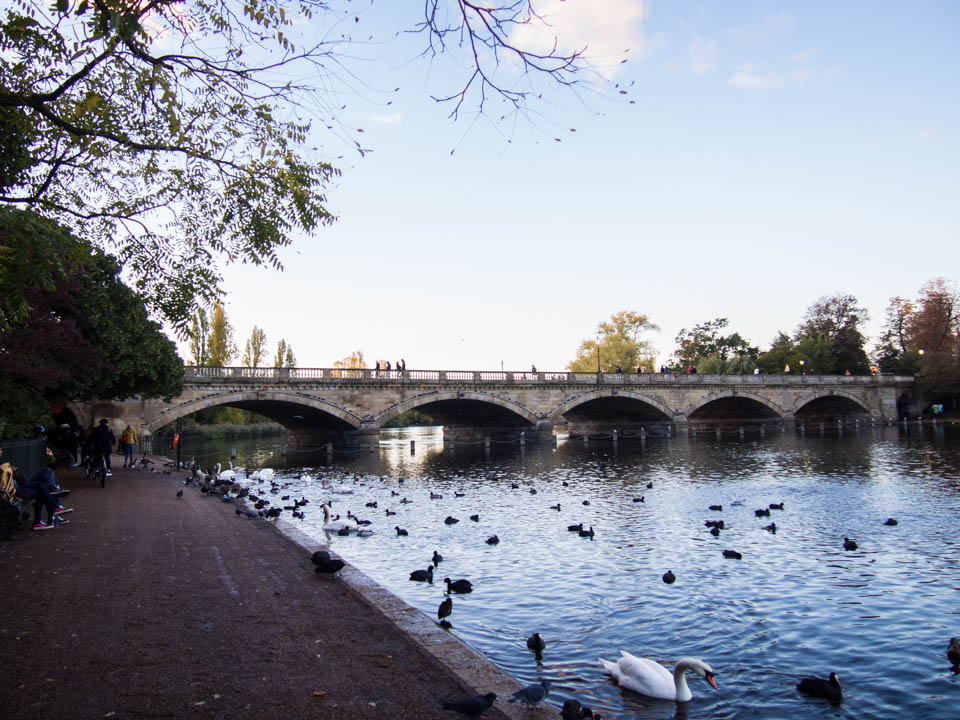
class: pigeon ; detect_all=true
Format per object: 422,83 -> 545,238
662,569 -> 676,584
176,488 -> 183,497
797,672 -> 842,703
444,577 -> 473,594
442,692 -> 496,717
510,679 -> 551,705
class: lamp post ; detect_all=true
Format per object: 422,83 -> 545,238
799,359 -> 806,375
596,335 -> 601,385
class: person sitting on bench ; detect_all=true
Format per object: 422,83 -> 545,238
0,448 -> 71,531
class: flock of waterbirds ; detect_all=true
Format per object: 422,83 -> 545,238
168,458 -> 960,716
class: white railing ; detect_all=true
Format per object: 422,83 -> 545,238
183,367 -> 913,386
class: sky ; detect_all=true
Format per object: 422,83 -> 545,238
177,1 -> 959,371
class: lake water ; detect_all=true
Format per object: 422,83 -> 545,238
175,425 -> 960,719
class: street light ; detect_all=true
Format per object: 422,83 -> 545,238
596,335 -> 601,374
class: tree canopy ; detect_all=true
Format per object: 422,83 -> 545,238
671,317 -> 757,371
0,1 -> 599,333
0,208 -> 183,437
793,294 -> 870,374
568,311 -> 658,373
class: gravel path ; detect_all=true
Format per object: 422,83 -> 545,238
0,460 -> 519,720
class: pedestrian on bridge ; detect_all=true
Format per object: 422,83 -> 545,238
122,425 -> 137,467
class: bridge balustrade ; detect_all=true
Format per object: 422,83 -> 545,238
183,367 -> 910,386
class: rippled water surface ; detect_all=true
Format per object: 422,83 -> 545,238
200,425 -> 960,718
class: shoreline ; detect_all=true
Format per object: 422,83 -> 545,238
1,459 -> 553,720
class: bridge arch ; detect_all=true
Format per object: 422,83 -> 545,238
682,390 -> 786,419
375,391 -> 540,428
790,390 -> 871,417
144,390 -> 364,434
549,389 -> 676,425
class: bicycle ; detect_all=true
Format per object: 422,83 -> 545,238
86,452 -> 110,488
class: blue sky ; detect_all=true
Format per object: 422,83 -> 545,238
195,1 -> 958,370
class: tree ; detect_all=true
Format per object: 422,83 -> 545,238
206,303 -> 236,367
794,294 -> 870,374
187,309 -> 210,368
568,311 -> 659,373
672,318 -> 757,370
274,339 -> 296,368
242,326 -> 268,368
907,279 -> 960,404
875,297 -> 918,374
334,351 -> 366,369
0,208 -> 183,437
756,332 -> 797,375
1,1 -> 599,332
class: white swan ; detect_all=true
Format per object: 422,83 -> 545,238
599,651 -> 717,702
321,479 -> 354,494
251,468 -> 275,482
321,503 -> 358,533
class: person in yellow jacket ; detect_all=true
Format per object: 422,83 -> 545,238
122,424 -> 138,467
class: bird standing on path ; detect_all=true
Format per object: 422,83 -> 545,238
438,597 -> 453,626
442,692 -> 496,717
314,558 -> 345,578
510,679 -> 551,705
176,488 -> 183,497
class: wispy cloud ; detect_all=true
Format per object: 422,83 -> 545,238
785,47 -> 821,64
726,63 -> 784,90
509,0 -> 648,77
688,34 -> 719,74
915,129 -> 944,141
370,112 -> 403,126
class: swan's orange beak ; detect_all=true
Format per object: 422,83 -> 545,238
705,672 -> 718,689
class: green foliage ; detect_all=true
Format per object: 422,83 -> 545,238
698,351 -> 757,374
568,311 -> 659,373
242,326 -> 268,367
0,208 -> 183,437
794,294 -> 870,374
672,318 -> 758,370
206,302 -> 237,367
383,410 -> 436,428
188,309 -> 210,367
756,332 -> 797,375
274,339 -> 296,368
0,2 -> 595,333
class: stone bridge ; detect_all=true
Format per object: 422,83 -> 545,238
74,367 -> 916,446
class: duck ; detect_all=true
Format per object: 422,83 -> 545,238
599,651 -> 717,702
438,597 -> 453,622
632,496 -> 644,503
444,516 -> 459,525
469,514 -> 480,522
797,672 -> 842,704
947,637 -> 960,665
769,502 -> 784,510
550,503 -> 561,511
755,508 -> 771,517
763,522 -> 777,533
578,526 -> 595,539
486,535 -> 499,545
526,633 -> 546,653
843,537 -> 858,551
722,549 -> 742,560
884,517 -> 898,526
432,550 -> 443,567
709,504 -> 723,511
409,566 -> 433,582
662,570 -> 676,584
444,577 -> 473,594
567,523 -> 584,532
321,503 -> 358,533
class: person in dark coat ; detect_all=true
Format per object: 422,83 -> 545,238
85,419 -> 116,473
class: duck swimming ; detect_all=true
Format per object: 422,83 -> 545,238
599,651 -> 716,702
